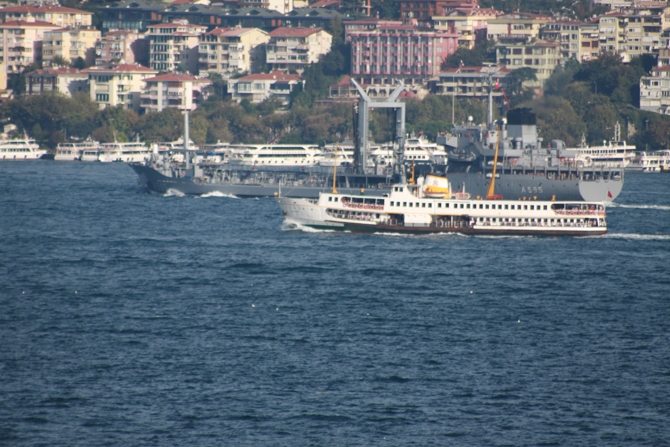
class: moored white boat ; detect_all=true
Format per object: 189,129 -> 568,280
55,140 -> 100,161
277,177 -> 607,236
0,138 -> 47,160
629,150 -> 670,172
227,143 -> 322,168
98,142 -> 152,163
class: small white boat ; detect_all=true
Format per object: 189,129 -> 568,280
277,177 -> 607,236
0,138 -> 47,160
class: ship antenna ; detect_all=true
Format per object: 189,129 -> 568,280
331,141 -> 339,194
486,120 -> 502,199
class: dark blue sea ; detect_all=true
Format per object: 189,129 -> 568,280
1,161 -> 669,446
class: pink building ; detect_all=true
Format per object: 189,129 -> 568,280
349,25 -> 459,86
96,30 -> 149,66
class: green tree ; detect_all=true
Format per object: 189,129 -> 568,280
52,55 -> 69,67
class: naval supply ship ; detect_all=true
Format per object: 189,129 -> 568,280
436,108 -> 623,202
131,107 -> 623,202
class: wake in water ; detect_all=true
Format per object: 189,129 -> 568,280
163,188 -> 185,197
606,233 -> 670,241
196,191 -> 239,199
611,203 -> 670,211
281,220 -> 338,233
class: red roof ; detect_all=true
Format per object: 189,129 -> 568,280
105,29 -> 141,36
331,75 -> 351,87
0,5 -> 93,14
0,20 -> 61,28
269,27 -> 324,37
237,71 -> 301,82
206,27 -> 262,37
144,74 -> 211,83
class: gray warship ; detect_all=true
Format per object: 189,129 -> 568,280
130,80 -> 623,202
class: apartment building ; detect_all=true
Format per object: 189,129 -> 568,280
96,30 -> 149,66
495,39 -> 559,87
433,7 -> 501,49
349,25 -> 458,86
579,21 -> 600,61
0,19 -> 60,73
432,65 -> 511,100
640,66 -> 670,114
198,27 -> 269,76
42,27 -> 100,67
487,13 -> 553,41
265,27 -> 332,71
344,19 -> 403,41
0,5 -> 93,28
86,63 -> 158,111
147,20 -> 207,73
228,70 -> 303,105
26,67 -> 88,96
539,21 -> 584,62
140,73 -> 211,112
598,4 -> 667,62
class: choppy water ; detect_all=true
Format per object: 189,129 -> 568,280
1,162 -> 669,446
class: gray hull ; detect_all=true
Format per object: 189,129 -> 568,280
130,164 -> 623,202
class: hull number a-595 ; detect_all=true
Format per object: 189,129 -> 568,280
521,186 -> 543,194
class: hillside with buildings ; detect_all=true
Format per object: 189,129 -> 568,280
1,0 -> 670,150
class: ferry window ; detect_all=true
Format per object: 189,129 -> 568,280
335,197 -> 339,202
409,203 -> 413,207
505,204 -> 509,210
530,205 -> 535,210
524,205 -> 528,210
497,205 -> 501,210
428,203 -> 432,208
421,203 -> 426,208
445,203 -> 449,208
485,204 -> 489,209
328,197 -> 332,202
543,205 -> 547,210
467,204 -> 471,209
415,203 -> 419,207
438,203 -> 442,208
403,202 -> 407,206
391,201 -> 394,206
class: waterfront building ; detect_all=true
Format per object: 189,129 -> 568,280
26,67 -> 88,96
265,27 -> 332,72
349,25 -> 458,87
198,27 -> 269,76
42,27 -> 100,67
147,20 -> 207,73
0,18 -> 60,73
0,5 -> 93,28
432,7 -> 501,49
85,63 -> 158,111
95,30 -> 149,66
228,70 -> 303,105
140,73 -> 211,112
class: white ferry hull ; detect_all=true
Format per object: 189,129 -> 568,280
277,186 -> 607,237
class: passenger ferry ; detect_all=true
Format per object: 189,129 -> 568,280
629,150 -> 670,172
572,141 -> 637,169
276,175 -> 607,236
55,140 -> 100,161
404,135 -> 447,164
0,138 -> 47,160
98,141 -> 152,163
227,144 -> 323,168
